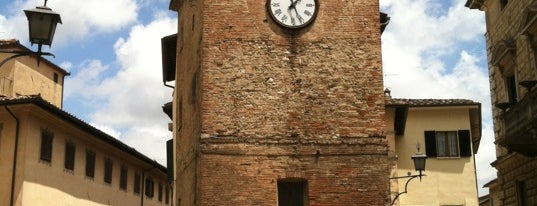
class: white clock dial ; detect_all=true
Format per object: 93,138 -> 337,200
267,0 -> 319,29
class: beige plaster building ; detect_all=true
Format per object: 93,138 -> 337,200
466,0 -> 537,205
1,39 -> 171,206
386,97 -> 482,206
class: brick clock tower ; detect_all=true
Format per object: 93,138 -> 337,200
167,0 -> 389,205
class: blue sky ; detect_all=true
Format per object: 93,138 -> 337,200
1,0 -> 495,196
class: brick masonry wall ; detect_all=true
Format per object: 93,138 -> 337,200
173,0 -> 390,205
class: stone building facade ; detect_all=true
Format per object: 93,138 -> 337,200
165,0 -> 390,205
466,0 -> 537,205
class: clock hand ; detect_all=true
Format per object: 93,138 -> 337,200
292,5 -> 304,24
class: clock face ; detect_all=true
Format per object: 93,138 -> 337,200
267,0 -> 319,29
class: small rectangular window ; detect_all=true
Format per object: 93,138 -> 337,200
145,177 -> 155,198
134,172 -> 141,194
120,165 -> 128,190
104,158 -> 113,184
158,182 -> 163,202
85,150 -> 96,178
506,75 -> 518,104
517,181 -> 528,206
53,73 -> 59,83
500,0 -> 509,10
64,141 -> 75,170
165,186 -> 170,204
40,130 -> 54,162
277,179 -> 308,206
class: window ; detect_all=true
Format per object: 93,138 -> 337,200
158,182 -> 163,202
165,186 -> 170,204
85,150 -> 96,178
64,141 -> 75,171
506,75 -> 518,104
517,181 -> 528,206
40,130 -> 54,162
120,165 -> 128,190
134,172 -> 141,194
104,158 -> 113,184
425,130 -> 472,158
277,179 -> 308,206
145,177 -> 155,198
500,0 -> 508,10
53,73 -> 59,83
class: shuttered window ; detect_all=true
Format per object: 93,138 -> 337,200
40,130 -> 54,162
425,130 -> 472,157
104,158 -> 113,184
120,165 -> 128,190
145,177 -> 155,198
85,150 -> 96,178
134,172 -> 141,194
158,182 -> 163,202
64,142 -> 76,170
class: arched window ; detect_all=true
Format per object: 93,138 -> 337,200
492,39 -> 518,104
519,3 -> 537,91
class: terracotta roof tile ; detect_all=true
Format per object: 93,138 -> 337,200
386,98 -> 479,107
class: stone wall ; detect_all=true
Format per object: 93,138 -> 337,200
173,0 -> 389,205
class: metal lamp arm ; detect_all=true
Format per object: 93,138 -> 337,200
0,50 -> 55,68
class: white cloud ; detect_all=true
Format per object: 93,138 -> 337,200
64,14 -> 177,165
380,0 -> 495,196
0,0 -> 138,46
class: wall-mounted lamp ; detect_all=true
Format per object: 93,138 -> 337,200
390,146 -> 427,205
0,0 -> 62,67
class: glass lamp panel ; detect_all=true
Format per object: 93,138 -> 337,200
28,13 -> 54,45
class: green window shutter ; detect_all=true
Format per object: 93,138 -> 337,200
458,130 -> 472,157
166,139 -> 174,182
424,131 -> 437,157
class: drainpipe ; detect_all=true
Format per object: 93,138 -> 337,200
5,105 -> 20,206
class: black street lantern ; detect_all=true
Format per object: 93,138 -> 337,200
24,0 -> 62,53
1,0 -> 61,68
411,152 -> 427,180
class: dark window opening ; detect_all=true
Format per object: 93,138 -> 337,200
506,75 -> 518,104
145,177 -> 155,198
104,158 -> 113,184
500,0 -> 509,10
277,179 -> 308,206
158,182 -> 163,202
134,172 -> 141,194
53,73 -> 59,83
64,142 -> 75,170
85,150 -> 96,178
165,187 -> 170,204
120,165 -> 128,190
517,181 -> 528,206
40,130 -> 53,162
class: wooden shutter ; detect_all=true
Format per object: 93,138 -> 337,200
64,142 -> 75,170
424,131 -> 437,157
85,150 -> 95,178
104,158 -> 113,184
458,130 -> 472,157
166,139 -> 174,182
134,173 -> 141,194
120,166 -> 128,190
40,131 -> 53,162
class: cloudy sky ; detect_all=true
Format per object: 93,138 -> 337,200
1,0 -> 495,196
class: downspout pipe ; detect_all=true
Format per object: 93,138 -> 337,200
5,105 -> 20,206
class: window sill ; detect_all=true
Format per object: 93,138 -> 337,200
436,156 -> 462,159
